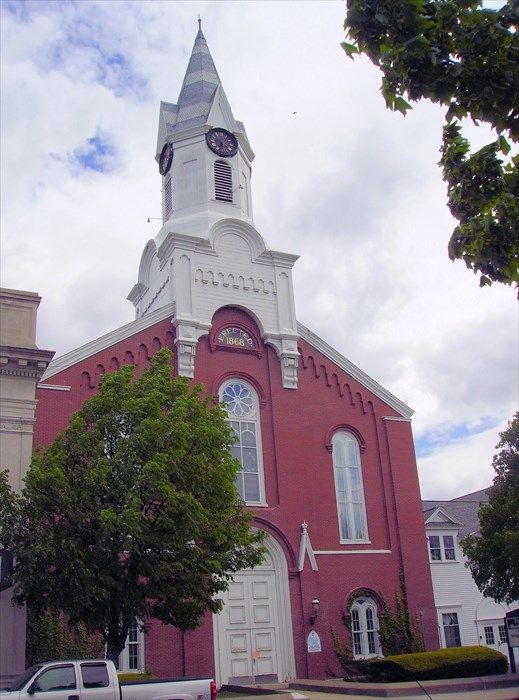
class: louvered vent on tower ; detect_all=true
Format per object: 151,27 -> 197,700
163,174 -> 172,222
214,161 -> 233,202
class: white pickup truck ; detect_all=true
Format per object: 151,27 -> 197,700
0,659 -> 217,700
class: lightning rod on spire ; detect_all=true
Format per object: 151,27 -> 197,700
198,15 -> 202,30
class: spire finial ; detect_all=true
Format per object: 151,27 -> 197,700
197,14 -> 202,31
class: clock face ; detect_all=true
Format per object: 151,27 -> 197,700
205,128 -> 238,157
217,327 -> 256,349
159,142 -> 173,175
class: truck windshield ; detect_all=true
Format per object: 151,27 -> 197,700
1,665 -> 43,691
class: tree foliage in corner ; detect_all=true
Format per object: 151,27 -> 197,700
0,349 -> 265,663
461,412 -> 519,604
343,1 -> 519,289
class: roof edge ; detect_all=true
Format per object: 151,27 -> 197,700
41,304 -> 176,381
297,322 -> 414,419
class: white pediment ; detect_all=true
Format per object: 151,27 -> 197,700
207,84 -> 238,133
425,507 -> 460,526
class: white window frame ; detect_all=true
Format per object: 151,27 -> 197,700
350,597 -> 381,659
428,532 -> 458,562
118,620 -> 145,673
219,379 -> 266,506
484,625 -> 496,646
438,607 -> 463,648
331,431 -> 368,543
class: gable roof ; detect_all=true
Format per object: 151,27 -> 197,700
424,506 -> 461,527
422,488 -> 491,538
40,308 -> 413,419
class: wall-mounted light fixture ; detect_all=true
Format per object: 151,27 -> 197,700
310,597 -> 320,625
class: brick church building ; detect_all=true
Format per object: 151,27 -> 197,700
33,26 -> 438,683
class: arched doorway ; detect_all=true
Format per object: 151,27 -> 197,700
213,534 -> 295,686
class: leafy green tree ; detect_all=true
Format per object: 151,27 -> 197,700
343,0 -> 518,289
0,349 -> 265,663
461,412 -> 519,603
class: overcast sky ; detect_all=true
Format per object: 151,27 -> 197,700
1,0 -> 517,499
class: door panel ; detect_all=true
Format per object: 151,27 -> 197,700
253,630 -> 276,677
219,571 -> 279,684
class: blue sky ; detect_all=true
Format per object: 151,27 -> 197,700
72,132 -> 117,173
1,0 -> 516,498
415,417 -> 502,459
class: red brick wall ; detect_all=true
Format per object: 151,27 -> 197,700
34,306 -> 438,679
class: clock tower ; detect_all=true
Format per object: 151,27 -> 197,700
128,25 -> 300,388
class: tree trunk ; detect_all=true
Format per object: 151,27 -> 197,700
105,635 -> 127,669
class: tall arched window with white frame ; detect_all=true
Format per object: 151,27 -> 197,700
351,597 -> 381,658
332,431 -> 368,542
220,380 -> 265,505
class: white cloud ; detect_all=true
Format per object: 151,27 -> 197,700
1,0 -> 516,500
417,419 -> 509,500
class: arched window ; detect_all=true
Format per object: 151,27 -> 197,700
220,380 -> 265,504
351,597 -> 381,658
332,431 -> 368,542
214,161 -> 233,202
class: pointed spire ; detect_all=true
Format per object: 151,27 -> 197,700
172,23 -> 222,131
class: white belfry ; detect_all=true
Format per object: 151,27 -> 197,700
128,27 -> 300,387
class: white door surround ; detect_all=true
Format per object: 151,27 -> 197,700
213,534 -> 296,686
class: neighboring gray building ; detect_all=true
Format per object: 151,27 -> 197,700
423,489 -> 518,667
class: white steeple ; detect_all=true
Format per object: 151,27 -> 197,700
155,25 -> 254,230
128,24 -> 300,388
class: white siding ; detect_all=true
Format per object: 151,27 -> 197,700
427,527 -> 517,663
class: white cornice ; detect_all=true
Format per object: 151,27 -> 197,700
168,125 -> 208,145
235,131 -> 255,162
264,250 -> 300,266
297,322 -> 414,419
127,282 -> 148,304
41,305 -> 413,420
41,303 -> 176,381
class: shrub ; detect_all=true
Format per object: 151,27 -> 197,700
330,626 -> 371,678
118,672 -> 155,682
368,646 -> 508,682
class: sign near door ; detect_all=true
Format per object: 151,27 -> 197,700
307,631 -> 322,653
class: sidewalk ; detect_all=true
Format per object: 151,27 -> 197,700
290,674 -> 518,698
222,690 -> 516,700
222,673 -> 518,699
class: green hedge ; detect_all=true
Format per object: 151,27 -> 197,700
368,646 -> 508,681
118,672 -> 155,682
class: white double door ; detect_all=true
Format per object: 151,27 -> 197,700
477,618 -> 509,658
218,569 -> 279,684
